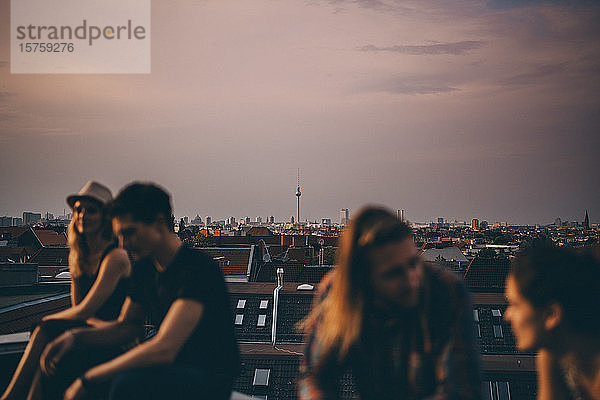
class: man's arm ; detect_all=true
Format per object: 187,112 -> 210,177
82,298 -> 203,382
40,297 -> 145,375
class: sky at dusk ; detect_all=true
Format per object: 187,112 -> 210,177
1,0 -> 599,224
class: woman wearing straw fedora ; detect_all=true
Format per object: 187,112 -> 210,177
2,181 -> 132,400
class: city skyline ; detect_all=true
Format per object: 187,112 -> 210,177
1,1 -> 599,225
2,201 -> 595,227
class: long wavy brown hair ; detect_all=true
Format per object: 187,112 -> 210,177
302,206 -> 412,363
67,202 -> 114,278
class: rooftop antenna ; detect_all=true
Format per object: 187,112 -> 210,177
295,168 -> 301,224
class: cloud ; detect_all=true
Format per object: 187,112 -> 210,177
502,62 -> 568,85
361,77 -> 458,95
357,41 -> 485,55
316,0 -> 413,14
487,0 -> 600,10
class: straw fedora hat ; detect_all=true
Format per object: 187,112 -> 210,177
66,181 -> 112,209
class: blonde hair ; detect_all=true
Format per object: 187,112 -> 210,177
302,206 -> 412,364
67,203 -> 113,278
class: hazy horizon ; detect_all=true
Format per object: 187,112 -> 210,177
2,0 -> 599,225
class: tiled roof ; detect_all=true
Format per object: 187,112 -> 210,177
276,293 -> 314,343
253,262 -> 304,283
32,229 -> 67,246
234,353 -> 302,399
0,247 -> 30,263
0,288 -> 70,335
463,256 -> 511,292
0,227 -> 28,241
29,247 -> 69,267
233,346 -> 537,400
247,227 -> 274,236
200,247 -> 251,276
295,265 -> 332,285
421,247 -> 468,263
474,305 -> 529,355
230,293 -> 273,343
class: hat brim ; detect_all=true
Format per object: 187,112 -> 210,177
66,194 -> 105,210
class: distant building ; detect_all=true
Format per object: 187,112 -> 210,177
340,208 -> 349,225
397,209 -> 405,222
472,218 -> 480,230
584,210 -> 590,229
205,216 -> 212,225
554,217 -> 562,227
321,218 -> 331,226
480,220 -> 489,229
269,216 -> 275,224
23,212 -> 41,226
0,217 -> 13,227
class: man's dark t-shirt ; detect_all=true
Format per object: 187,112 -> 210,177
129,246 -> 240,379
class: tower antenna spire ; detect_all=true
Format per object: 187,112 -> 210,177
295,169 -> 301,224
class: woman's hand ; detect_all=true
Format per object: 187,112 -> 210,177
63,378 -> 86,400
40,331 -> 76,375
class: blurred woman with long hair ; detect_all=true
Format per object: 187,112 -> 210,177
2,181 -> 131,400
299,206 -> 480,399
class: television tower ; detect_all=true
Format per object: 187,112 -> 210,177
295,169 -> 301,223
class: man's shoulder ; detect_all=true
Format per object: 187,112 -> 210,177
174,247 -> 221,278
177,246 -> 218,267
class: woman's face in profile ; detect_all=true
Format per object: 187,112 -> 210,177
73,199 -> 103,236
368,238 -> 423,309
504,275 -> 547,351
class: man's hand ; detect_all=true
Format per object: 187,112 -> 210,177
40,331 -> 76,375
63,378 -> 86,400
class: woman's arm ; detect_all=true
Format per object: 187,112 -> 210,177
71,276 -> 81,307
44,248 -> 131,322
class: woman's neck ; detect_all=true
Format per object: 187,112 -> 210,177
85,231 -> 110,255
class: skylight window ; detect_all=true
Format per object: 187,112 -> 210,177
237,299 -> 246,309
259,300 -> 269,309
235,314 -> 244,325
493,324 -> 503,338
257,315 -> 267,327
496,381 -> 510,400
253,369 -> 270,386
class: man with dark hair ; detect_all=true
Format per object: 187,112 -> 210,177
41,182 -> 240,399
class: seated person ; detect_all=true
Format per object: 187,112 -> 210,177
299,206 -> 481,400
505,242 -> 600,400
1,181 -> 131,400
41,182 -> 240,400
